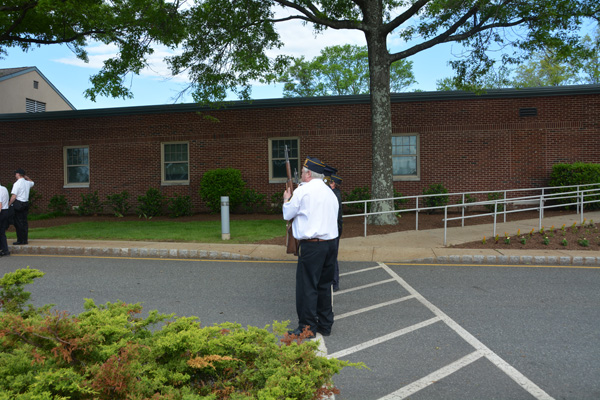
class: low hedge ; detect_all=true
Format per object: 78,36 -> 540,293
0,268 -> 362,399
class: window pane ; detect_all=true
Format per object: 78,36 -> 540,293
164,144 -> 188,162
165,163 -> 189,181
67,166 -> 89,183
272,159 -> 287,178
393,157 -> 417,175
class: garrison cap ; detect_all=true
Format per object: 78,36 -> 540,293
303,157 -> 325,174
323,164 -> 337,177
331,174 -> 342,185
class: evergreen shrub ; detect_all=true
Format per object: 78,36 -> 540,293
0,268 -> 362,399
199,168 -> 246,213
549,162 -> 600,210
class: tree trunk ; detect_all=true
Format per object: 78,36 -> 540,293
364,17 -> 398,225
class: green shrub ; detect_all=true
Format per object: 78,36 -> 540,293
48,194 -> 69,215
0,269 -> 362,399
237,188 -> 267,213
77,191 -> 103,216
168,194 -> 193,218
0,267 -> 49,318
422,183 -> 449,212
268,192 -> 284,214
28,188 -> 42,214
393,190 -> 408,211
484,191 -> 505,212
106,191 -> 131,217
137,187 -> 165,219
344,186 -> 371,213
199,168 -> 246,213
549,162 -> 600,210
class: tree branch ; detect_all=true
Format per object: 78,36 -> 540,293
272,0 -> 364,31
384,0 -> 431,34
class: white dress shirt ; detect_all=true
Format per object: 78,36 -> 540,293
11,178 -> 34,202
283,178 -> 339,240
0,186 -> 8,210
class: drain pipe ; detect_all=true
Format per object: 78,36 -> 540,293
221,196 -> 230,240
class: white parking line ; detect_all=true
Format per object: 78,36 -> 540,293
336,295 -> 416,320
379,262 -> 555,400
327,316 -> 441,360
379,350 -> 484,400
340,265 -> 384,276
334,278 -> 396,295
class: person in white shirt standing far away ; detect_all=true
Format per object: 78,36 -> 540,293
0,181 -> 10,256
283,156 -> 339,338
9,168 -> 34,246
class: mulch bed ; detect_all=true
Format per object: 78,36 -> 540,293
19,208 -> 600,251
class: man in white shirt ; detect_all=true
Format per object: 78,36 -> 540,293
283,156 -> 339,337
0,181 -> 10,256
9,169 -> 34,245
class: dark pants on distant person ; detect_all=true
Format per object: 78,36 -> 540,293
0,209 -> 8,253
332,236 -> 340,290
13,201 -> 29,244
295,239 -> 336,335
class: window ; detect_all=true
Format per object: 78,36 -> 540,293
392,134 -> 420,180
269,138 -> 299,183
64,146 -> 90,187
33,80 -> 39,89
26,98 -> 45,113
162,142 -> 189,185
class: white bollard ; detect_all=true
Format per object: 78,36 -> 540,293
221,196 -> 230,240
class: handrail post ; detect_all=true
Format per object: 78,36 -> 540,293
443,206 -> 448,246
541,188 -> 545,220
363,200 -> 367,237
503,190 -> 507,223
539,196 -> 543,231
577,185 -> 581,214
415,197 -> 419,231
580,190 -> 585,224
461,193 -> 465,227
493,202 -> 497,238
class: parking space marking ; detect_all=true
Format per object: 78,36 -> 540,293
334,278 -> 396,295
335,295 -> 415,320
327,316 -> 441,360
379,350 -> 483,400
340,265 -> 383,276
379,262 -> 554,400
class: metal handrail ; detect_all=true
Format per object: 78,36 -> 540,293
342,183 -> 600,244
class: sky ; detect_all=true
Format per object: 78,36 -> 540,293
1,15 -> 460,110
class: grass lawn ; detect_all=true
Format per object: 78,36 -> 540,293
7,219 -> 287,244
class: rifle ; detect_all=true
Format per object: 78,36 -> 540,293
284,145 -> 299,255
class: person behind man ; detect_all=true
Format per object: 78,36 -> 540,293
9,169 -> 34,245
328,173 -> 343,291
0,181 -> 10,256
283,157 -> 339,337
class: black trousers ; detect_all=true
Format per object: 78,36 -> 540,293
0,209 -> 8,253
295,240 -> 336,335
13,202 -> 29,243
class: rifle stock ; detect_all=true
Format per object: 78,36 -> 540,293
284,145 -> 299,256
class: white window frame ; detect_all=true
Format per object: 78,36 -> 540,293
269,137 -> 300,184
392,134 -> 420,181
161,141 -> 190,185
63,146 -> 90,188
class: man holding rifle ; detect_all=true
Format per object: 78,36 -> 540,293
283,157 -> 339,337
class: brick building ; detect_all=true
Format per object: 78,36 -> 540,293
0,85 -> 598,213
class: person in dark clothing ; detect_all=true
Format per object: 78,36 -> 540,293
327,173 -> 343,291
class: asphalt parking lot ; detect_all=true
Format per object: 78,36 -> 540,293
2,255 -> 599,399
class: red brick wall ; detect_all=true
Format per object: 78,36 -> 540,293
0,90 -> 598,213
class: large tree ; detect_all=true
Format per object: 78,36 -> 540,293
3,1 -> 599,225
280,44 -> 416,97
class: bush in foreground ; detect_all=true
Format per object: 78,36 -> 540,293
0,268 -> 362,399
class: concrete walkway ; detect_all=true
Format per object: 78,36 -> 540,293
7,211 -> 600,266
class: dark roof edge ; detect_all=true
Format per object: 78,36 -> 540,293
1,84 -> 599,122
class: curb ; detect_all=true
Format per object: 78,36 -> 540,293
8,245 -> 600,266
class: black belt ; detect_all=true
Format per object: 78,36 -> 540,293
300,238 -> 332,243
